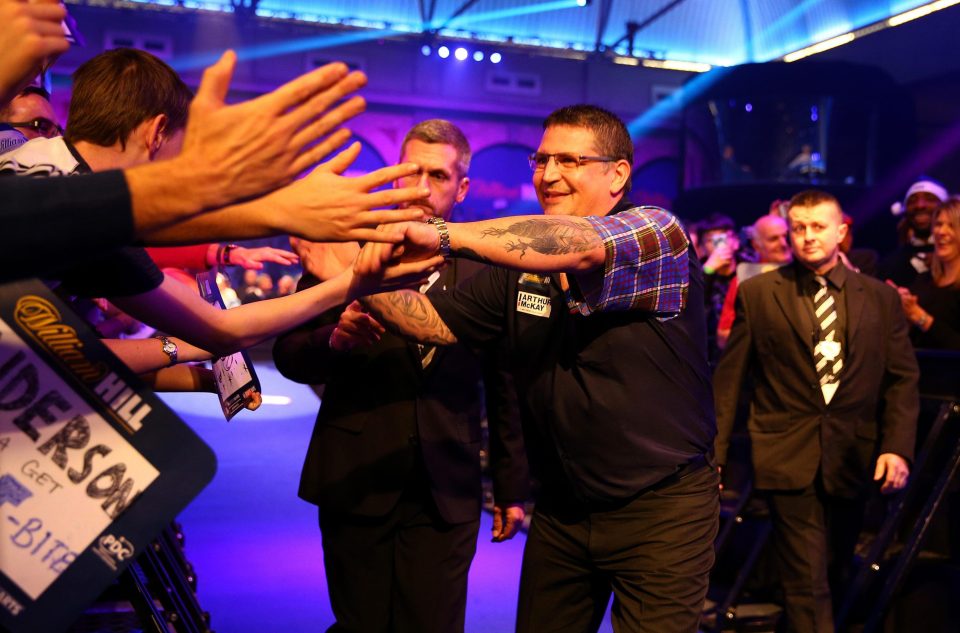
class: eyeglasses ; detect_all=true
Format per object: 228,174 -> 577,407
3,117 -> 63,139
528,152 -> 616,171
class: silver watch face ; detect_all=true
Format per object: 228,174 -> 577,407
162,340 -> 177,355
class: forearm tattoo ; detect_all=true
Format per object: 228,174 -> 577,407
477,218 -> 601,259
363,291 -> 456,345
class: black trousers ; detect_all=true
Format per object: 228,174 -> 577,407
762,481 -> 865,633
318,481 -> 479,633
516,465 -> 719,633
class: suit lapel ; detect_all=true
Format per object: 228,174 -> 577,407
845,271 -> 866,343
771,266 -> 811,348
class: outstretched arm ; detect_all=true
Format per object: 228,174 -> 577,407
112,245 -> 442,357
140,144 -> 431,245
383,216 -> 606,273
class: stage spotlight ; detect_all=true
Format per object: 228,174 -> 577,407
455,47 -> 468,60
421,44 -> 432,56
473,50 -> 484,61
490,52 -> 502,63
438,45 -> 450,58
576,0 -> 589,6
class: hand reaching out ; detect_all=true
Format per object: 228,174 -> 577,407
228,246 -> 299,270
262,143 -> 432,243
177,52 -> 370,208
347,225 -> 445,300
329,301 -> 385,351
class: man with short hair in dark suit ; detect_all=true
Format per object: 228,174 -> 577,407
273,119 -> 529,633
713,189 -> 919,633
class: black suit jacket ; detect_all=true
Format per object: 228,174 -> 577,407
273,259 -> 529,523
713,263 -> 919,498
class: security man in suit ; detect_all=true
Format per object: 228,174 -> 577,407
713,189 -> 919,633
273,120 -> 529,633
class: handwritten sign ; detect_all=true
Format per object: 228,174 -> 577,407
0,280 -> 216,633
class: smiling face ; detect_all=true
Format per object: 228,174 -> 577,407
789,201 -> 847,274
396,139 -> 468,220
533,125 -> 628,217
933,208 -> 958,263
906,191 -> 941,238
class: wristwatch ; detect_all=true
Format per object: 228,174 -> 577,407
221,243 -> 239,266
156,335 -> 178,366
425,217 -> 451,258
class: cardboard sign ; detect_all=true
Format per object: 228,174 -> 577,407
0,280 -> 217,633
196,272 -> 260,420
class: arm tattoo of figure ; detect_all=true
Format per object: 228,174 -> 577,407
479,218 -> 601,259
363,291 -> 457,345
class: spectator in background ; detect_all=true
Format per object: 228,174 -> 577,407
716,213 -> 792,349
879,178 -> 949,287
698,213 -> 741,363
276,274 -> 297,297
239,269 -> 263,303
889,199 -> 960,350
255,273 -> 275,300
838,213 -> 878,276
0,85 -> 60,141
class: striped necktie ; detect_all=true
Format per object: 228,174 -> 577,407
812,275 -> 842,404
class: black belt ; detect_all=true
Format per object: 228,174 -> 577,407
649,452 -> 713,492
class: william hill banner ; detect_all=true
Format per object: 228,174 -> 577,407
0,280 -> 216,633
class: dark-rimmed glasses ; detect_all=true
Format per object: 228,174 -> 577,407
2,117 -> 63,139
528,152 -> 616,171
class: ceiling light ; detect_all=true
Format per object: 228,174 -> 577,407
473,51 -> 484,61
454,47 -> 468,61
783,32 -> 855,62
888,0 -> 960,27
641,59 -> 712,73
438,45 -> 450,58
490,52 -> 502,63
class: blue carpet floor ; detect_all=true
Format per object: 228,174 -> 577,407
161,362 -> 614,633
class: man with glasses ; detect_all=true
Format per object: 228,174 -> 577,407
0,85 -> 61,140
355,105 -> 719,633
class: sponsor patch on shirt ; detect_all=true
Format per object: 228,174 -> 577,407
517,290 -> 551,317
516,273 -> 552,317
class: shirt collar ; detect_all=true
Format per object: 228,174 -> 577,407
795,258 -> 847,290
604,197 -> 633,217
63,138 -> 94,174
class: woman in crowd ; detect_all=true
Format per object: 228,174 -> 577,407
892,199 -> 960,350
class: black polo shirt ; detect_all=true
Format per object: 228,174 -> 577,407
430,200 -> 716,506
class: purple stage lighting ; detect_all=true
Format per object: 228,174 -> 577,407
438,45 -> 450,58
473,50 -> 484,61
490,52 -> 502,63
455,47 -> 468,61
421,44 -> 432,56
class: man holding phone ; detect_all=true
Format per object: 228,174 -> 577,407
697,213 -> 741,364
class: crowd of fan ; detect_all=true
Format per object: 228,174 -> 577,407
1,0 -> 438,405
685,180 -> 960,367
